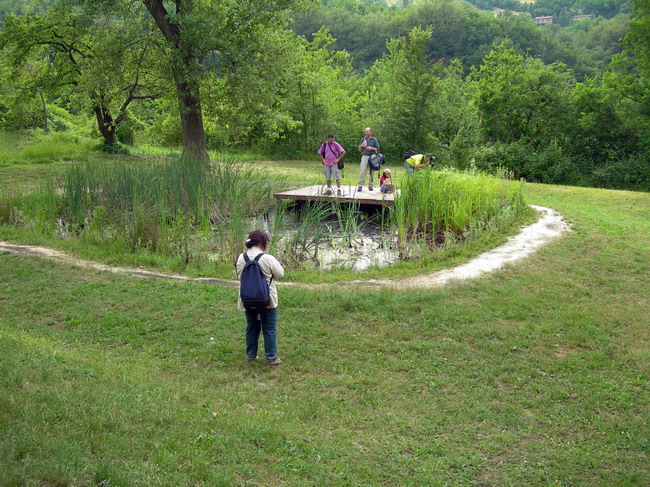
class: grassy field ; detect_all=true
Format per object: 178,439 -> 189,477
0,145 -> 649,485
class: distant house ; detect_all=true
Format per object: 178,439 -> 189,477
534,16 -> 553,25
571,14 -> 595,21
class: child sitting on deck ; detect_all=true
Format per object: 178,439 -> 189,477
380,169 -> 393,194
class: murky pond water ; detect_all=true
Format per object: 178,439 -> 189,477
234,209 -> 402,272
304,235 -> 400,272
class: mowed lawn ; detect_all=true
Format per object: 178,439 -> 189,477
1,159 -> 649,485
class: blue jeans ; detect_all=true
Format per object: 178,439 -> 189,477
245,307 -> 278,362
404,162 -> 415,173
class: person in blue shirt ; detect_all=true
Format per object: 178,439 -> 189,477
357,127 -> 380,192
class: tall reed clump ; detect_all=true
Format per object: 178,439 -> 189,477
19,156 -> 283,264
333,201 -> 367,248
269,200 -> 372,269
391,168 -> 526,256
280,202 -> 333,266
0,191 -> 21,224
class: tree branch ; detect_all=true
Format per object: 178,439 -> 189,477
143,0 -> 179,45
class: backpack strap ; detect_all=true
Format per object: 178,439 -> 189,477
253,253 -> 273,286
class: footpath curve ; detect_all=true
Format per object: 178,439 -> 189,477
0,205 -> 569,290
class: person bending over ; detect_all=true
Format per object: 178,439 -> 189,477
403,151 -> 433,173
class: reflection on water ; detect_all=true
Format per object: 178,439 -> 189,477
238,211 -> 401,272
307,235 -> 400,272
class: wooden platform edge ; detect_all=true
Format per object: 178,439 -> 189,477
273,185 -> 395,206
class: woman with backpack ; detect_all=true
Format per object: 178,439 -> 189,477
235,230 -> 284,365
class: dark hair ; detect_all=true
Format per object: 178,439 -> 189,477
327,133 -> 335,139
403,149 -> 416,161
245,230 -> 270,249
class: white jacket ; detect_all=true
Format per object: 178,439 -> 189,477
235,246 -> 284,311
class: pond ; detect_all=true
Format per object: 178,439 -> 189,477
315,235 -> 400,272
8,161 -> 527,275
230,207 -> 402,272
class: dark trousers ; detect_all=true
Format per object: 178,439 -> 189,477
245,307 -> 278,362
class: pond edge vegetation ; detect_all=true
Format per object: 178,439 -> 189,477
0,204 -> 568,289
0,155 -> 541,283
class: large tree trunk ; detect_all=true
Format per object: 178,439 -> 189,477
143,0 -> 209,162
176,70 -> 208,162
93,105 -> 117,146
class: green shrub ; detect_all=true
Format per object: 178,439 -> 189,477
143,112 -> 182,147
47,106 -> 77,133
114,114 -> 138,146
471,141 -> 583,185
0,97 -> 43,131
589,155 -> 650,191
96,142 -> 130,155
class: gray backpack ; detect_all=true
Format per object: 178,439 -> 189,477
369,153 -> 385,170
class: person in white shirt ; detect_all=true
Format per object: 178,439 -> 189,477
235,230 -> 285,365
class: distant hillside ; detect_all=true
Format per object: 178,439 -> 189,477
353,0 -> 630,18
0,0 -> 31,17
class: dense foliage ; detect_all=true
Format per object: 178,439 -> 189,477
0,0 -> 648,190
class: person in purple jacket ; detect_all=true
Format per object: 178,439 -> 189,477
317,133 -> 346,196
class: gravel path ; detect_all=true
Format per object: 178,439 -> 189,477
0,205 -> 569,289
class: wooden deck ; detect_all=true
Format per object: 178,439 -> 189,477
274,185 -> 397,206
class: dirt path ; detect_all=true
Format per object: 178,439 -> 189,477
0,205 -> 568,290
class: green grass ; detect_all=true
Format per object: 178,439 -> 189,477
0,131 -> 96,165
1,180 -> 648,485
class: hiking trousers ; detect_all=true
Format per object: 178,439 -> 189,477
358,155 -> 375,188
245,307 -> 278,362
